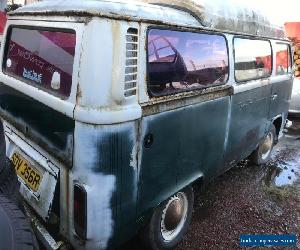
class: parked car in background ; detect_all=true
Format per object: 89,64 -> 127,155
0,11 -> 7,46
289,78 -> 300,116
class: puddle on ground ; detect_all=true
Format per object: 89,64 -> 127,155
264,120 -> 300,187
265,159 -> 300,187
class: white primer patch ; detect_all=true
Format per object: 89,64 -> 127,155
73,124 -> 116,249
85,174 -> 116,250
73,121 -> 138,249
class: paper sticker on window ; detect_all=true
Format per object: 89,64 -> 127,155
23,68 -> 42,84
51,71 -> 61,90
6,58 -> 12,68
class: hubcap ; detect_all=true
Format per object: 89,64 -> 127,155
160,192 -> 188,242
164,199 -> 184,231
260,131 -> 274,160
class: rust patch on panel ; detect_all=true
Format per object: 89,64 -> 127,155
141,85 -> 233,116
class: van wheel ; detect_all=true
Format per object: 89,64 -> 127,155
251,124 -> 277,165
141,186 -> 194,250
0,194 -> 38,250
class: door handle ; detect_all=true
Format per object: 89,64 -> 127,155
271,94 -> 278,100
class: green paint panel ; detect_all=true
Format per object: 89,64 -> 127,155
138,96 -> 230,216
269,78 -> 293,118
75,123 -> 138,248
225,84 -> 271,165
0,83 -> 74,166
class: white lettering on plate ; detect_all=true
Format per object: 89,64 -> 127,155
23,68 -> 42,84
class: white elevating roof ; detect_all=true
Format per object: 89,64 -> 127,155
10,0 -> 286,39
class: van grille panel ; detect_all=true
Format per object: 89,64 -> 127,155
124,28 -> 138,97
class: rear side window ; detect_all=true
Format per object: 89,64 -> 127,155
147,29 -> 229,96
234,38 -> 272,82
3,27 -> 76,98
274,43 -> 291,75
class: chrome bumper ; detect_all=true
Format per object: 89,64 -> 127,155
23,202 -> 66,250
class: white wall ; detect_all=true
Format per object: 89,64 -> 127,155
0,0 -> 6,10
7,0 -> 40,5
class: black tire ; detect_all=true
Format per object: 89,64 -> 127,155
0,158 -> 21,203
0,194 -> 38,250
0,120 -> 6,168
0,120 -> 20,204
140,186 -> 194,250
250,124 -> 277,165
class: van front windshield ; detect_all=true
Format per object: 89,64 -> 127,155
3,27 -> 76,98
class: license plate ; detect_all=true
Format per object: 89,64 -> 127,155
11,152 -> 43,192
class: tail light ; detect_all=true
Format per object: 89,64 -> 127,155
74,184 -> 87,239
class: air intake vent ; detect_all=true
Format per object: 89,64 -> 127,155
124,28 -> 138,97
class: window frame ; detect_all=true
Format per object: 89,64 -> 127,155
2,25 -> 76,100
146,26 -> 230,98
274,42 -> 292,76
233,36 -> 273,84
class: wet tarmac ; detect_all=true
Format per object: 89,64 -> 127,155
176,119 -> 300,249
266,121 -> 300,188
121,119 -> 300,250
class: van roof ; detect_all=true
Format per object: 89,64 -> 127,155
10,0 -> 286,40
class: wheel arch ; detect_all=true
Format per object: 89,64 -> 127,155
139,173 -> 203,227
272,114 -> 284,138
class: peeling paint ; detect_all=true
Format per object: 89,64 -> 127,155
72,123 -> 117,249
142,85 -> 232,116
85,174 -> 116,249
72,121 -> 138,249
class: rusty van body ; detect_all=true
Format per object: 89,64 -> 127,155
0,0 -> 293,249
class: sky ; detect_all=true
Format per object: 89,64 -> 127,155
229,0 -> 299,24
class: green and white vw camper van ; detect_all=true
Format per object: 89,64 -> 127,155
0,0 -> 293,249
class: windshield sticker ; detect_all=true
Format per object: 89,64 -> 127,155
51,71 -> 61,90
23,68 -> 42,84
6,59 -> 12,68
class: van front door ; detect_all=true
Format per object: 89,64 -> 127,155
269,42 -> 293,121
224,37 -> 273,166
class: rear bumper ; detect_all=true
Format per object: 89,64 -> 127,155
288,109 -> 300,117
23,202 -> 66,250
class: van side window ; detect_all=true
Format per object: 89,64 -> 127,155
274,43 -> 291,75
234,38 -> 272,82
147,29 -> 229,96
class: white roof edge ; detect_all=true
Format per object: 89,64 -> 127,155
9,0 -> 201,29
9,0 -> 287,40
